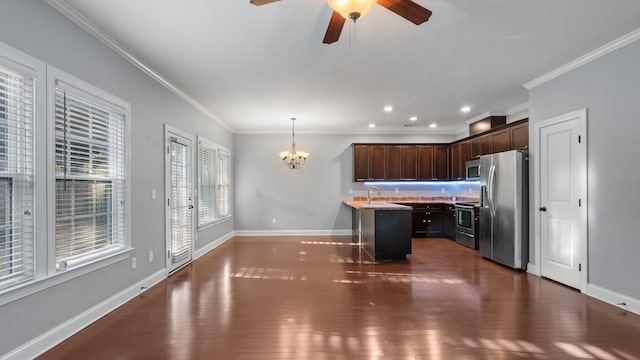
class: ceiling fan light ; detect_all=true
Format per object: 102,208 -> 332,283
327,0 -> 377,21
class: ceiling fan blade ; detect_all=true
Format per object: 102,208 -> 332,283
323,11 -> 346,44
377,0 -> 432,25
250,0 -> 281,5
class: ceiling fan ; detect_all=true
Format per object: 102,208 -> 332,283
250,0 -> 432,44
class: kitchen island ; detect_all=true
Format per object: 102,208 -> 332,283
343,200 -> 413,261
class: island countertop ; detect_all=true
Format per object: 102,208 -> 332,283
342,200 -> 413,210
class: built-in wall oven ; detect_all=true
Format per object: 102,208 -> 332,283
455,202 -> 477,249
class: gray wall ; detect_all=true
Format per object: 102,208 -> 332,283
528,39 -> 640,299
0,0 -> 233,355
234,133 -> 482,232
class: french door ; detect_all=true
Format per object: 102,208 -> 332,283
165,126 -> 194,274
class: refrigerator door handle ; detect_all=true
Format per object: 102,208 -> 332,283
488,165 -> 497,217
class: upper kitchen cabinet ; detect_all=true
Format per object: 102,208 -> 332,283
490,129 -> 510,153
510,120 -> 529,150
450,141 -> 470,180
353,144 -> 385,181
418,145 -> 449,180
385,145 -> 403,180
401,145 -> 418,180
469,136 -> 490,159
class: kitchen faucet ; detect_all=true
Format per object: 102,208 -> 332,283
367,186 -> 381,204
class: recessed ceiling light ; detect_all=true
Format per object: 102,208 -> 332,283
461,106 -> 471,113
429,123 -> 437,128
384,105 -> 393,112
409,116 -> 418,121
369,123 -> 376,128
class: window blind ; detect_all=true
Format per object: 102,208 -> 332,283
216,150 -> 230,218
170,141 -> 192,264
54,88 -> 126,269
0,64 -> 35,289
198,141 -> 216,226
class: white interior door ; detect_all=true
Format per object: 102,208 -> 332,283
165,128 -> 194,274
536,109 -> 587,290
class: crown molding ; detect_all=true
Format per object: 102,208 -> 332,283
43,0 -> 234,133
524,27 -> 640,90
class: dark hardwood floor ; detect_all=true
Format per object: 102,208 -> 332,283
40,236 -> 640,359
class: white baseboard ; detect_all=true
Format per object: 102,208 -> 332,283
587,284 -> 640,316
194,231 -> 234,260
233,229 -> 352,237
526,262 -> 540,276
2,269 -> 166,360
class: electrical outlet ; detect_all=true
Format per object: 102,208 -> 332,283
395,188 -> 399,194
272,218 -> 277,224
148,250 -> 153,263
469,188 -> 473,194
441,188 -> 445,194
151,189 -> 156,200
131,257 -> 137,269
349,188 -> 353,194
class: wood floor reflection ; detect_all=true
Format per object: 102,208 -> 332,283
40,236 -> 640,359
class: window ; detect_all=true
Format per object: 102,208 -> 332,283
217,149 -> 231,218
0,61 -> 35,290
197,138 -> 230,227
52,71 -> 128,271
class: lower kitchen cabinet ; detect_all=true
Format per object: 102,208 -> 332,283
411,203 -> 444,238
444,204 -> 456,240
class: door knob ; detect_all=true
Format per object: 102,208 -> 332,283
539,207 -> 547,212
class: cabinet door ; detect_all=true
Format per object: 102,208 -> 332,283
480,135 -> 492,156
491,129 -> 510,153
401,145 -> 418,180
385,145 -> 402,180
353,145 -> 369,181
460,141 -> 470,171
369,145 -> 386,180
412,210 -> 427,238
450,143 -> 460,180
417,145 -> 434,180
510,121 -> 529,150
444,206 -> 456,240
433,145 -> 449,179
426,210 -> 443,237
469,138 -> 481,159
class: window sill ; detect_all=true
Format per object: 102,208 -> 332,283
198,214 -> 232,231
0,248 -> 133,307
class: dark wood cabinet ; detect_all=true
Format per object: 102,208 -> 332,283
385,145 -> 402,180
353,144 -> 385,181
417,145 -> 448,180
353,144 -> 369,181
411,203 -> 444,238
510,121 -> 529,150
444,204 -> 456,240
417,145 -> 435,180
434,145 -> 449,179
401,145 -> 418,180
353,120 -> 527,182
490,129 -> 510,154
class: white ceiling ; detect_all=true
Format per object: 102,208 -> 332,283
52,0 -> 640,134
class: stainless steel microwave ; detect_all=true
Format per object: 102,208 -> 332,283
466,159 -> 481,180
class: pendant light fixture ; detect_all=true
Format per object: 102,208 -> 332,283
279,118 -> 309,170
327,0 -> 377,21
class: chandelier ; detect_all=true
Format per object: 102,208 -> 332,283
279,118 -> 309,170
327,0 -> 377,21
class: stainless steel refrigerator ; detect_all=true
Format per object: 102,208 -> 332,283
479,150 -> 529,269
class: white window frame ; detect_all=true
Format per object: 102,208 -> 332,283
0,43 -> 133,307
197,136 -> 231,228
47,65 -> 132,274
0,42 -> 46,293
